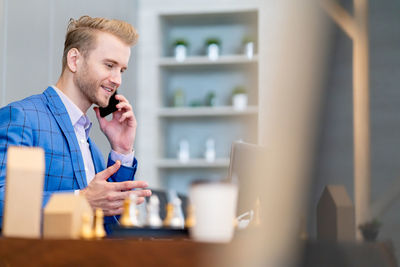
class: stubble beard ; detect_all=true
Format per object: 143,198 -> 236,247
74,61 -> 110,108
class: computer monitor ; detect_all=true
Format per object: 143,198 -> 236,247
228,141 -> 267,215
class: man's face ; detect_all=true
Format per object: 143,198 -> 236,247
74,32 -> 131,108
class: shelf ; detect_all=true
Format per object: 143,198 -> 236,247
158,106 -> 258,117
159,55 -> 258,67
157,158 -> 230,168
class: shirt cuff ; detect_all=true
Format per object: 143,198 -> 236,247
110,150 -> 135,167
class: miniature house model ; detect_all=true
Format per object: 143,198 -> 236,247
43,194 -> 93,239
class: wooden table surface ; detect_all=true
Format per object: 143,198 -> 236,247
0,237 -> 226,267
0,237 -> 397,267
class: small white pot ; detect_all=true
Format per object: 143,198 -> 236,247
207,44 -> 219,61
174,45 -> 187,62
245,42 -> 254,59
232,94 -> 248,110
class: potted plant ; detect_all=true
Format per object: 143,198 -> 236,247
205,91 -> 217,107
173,38 -> 189,62
232,86 -> 248,110
172,88 -> 185,107
242,36 -> 255,59
358,218 -> 382,242
205,38 -> 221,61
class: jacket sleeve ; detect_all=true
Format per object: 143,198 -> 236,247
0,105 -> 34,228
107,156 -> 137,182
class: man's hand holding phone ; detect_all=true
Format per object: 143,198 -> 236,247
94,92 -> 137,155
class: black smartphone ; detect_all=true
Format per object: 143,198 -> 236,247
99,91 -> 119,117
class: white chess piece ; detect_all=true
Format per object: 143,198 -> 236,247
129,194 -> 141,227
170,196 -> 185,229
146,195 -> 163,228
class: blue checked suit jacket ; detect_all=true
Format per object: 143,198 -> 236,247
0,87 -> 137,228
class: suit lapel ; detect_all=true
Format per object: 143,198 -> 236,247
43,87 -> 88,189
88,138 -> 103,174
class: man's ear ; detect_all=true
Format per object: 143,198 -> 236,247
66,48 -> 81,73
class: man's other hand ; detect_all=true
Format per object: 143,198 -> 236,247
80,161 -> 152,216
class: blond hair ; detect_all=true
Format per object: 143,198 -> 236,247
61,15 -> 138,72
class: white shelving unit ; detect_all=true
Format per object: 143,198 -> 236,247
157,106 -> 258,117
159,55 -> 258,67
137,2 -> 264,194
157,158 -> 230,168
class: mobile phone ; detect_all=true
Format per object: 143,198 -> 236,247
99,91 -> 119,117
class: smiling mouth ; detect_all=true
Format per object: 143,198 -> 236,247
101,85 -> 114,94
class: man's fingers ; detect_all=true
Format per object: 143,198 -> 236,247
131,189 -> 152,198
136,197 -> 145,205
97,161 -> 121,180
104,208 -> 124,216
115,94 -> 128,103
119,111 -> 133,123
116,102 -> 132,112
113,180 -> 149,191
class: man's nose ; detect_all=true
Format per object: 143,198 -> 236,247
110,71 -> 121,87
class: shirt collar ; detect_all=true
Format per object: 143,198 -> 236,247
52,86 -> 92,136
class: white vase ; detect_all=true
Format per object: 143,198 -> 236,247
204,138 -> 216,162
245,42 -> 254,59
207,44 -> 219,61
174,45 -> 187,62
232,94 -> 248,110
178,139 -> 190,163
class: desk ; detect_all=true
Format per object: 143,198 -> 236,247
0,238 -> 225,266
0,238 -> 397,267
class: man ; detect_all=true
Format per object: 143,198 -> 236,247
0,16 -> 151,230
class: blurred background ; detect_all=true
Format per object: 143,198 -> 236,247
0,0 -> 399,264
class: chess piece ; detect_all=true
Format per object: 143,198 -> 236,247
80,213 -> 94,240
120,197 -> 134,227
94,208 -> 106,239
129,194 -> 141,227
185,203 -> 196,228
170,196 -> 185,229
163,203 -> 174,227
146,195 -> 163,228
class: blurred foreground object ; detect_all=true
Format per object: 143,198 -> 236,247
221,0 -> 331,266
317,185 -> 355,241
321,0 -> 371,239
189,182 -> 238,243
3,146 -> 44,238
43,193 -> 93,239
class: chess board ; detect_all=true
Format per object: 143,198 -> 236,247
108,225 -> 189,239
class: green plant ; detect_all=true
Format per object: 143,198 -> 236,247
358,218 -> 382,242
232,86 -> 247,95
205,38 -> 221,46
173,38 -> 189,47
205,91 -> 216,106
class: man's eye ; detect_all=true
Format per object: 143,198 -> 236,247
106,63 -> 113,68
